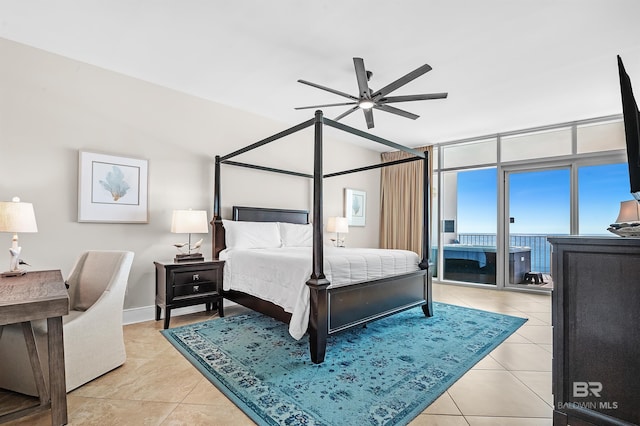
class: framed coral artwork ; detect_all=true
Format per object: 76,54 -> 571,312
344,188 -> 366,227
78,151 -> 149,223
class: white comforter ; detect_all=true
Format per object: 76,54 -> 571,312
219,246 -> 420,339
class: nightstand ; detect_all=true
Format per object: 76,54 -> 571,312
154,260 -> 224,329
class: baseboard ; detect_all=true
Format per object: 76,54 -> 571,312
122,300 -> 237,325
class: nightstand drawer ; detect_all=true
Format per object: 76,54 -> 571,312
172,269 -> 217,286
173,281 -> 218,298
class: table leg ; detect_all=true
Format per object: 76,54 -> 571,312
47,317 -> 67,426
164,308 -> 171,329
21,322 -> 49,406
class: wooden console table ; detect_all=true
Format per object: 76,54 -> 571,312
0,270 -> 69,425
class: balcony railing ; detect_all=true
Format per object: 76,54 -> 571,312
458,233 -> 553,273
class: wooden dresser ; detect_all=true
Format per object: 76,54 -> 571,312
548,236 -> 640,426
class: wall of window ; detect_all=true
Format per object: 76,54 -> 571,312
432,115 -> 628,290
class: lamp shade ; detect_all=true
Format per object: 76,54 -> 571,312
327,217 -> 349,234
0,198 -> 38,233
171,210 -> 209,234
615,200 -> 640,223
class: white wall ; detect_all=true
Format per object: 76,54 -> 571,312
0,38 -> 381,318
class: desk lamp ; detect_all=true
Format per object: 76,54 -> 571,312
0,197 -> 38,276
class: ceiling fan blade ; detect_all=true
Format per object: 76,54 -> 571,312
294,101 -> 358,110
334,106 -> 360,121
363,108 -> 375,129
372,64 -> 433,99
378,93 -> 448,103
353,57 -> 371,99
374,104 -> 419,120
298,79 -> 359,101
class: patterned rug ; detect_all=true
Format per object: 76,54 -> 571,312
161,302 -> 526,425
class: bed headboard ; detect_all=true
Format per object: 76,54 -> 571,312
212,206 -> 310,259
232,206 -> 309,224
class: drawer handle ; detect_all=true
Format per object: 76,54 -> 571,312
193,285 -> 200,293
193,274 -> 200,281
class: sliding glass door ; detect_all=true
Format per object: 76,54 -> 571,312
505,167 -> 570,290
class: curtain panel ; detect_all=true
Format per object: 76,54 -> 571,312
380,146 -> 433,256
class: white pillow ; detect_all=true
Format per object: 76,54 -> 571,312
278,222 -> 313,247
222,220 -> 281,249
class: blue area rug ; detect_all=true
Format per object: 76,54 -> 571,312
161,302 -> 526,425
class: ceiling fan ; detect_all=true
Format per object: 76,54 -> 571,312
295,57 -> 447,129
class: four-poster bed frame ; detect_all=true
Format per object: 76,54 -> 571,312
212,110 -> 432,363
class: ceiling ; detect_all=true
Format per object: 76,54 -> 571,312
2,1 -> 640,149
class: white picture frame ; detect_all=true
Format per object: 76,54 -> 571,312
78,151 -> 149,223
345,188 -> 366,227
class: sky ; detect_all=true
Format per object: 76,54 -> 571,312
456,163 -> 631,235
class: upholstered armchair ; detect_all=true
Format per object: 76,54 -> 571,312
0,250 -> 134,396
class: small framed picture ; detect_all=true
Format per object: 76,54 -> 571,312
78,151 -> 149,223
345,188 -> 366,227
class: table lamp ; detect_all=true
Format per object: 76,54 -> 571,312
327,216 -> 349,247
171,209 -> 208,262
607,200 -> 640,237
0,197 -> 38,276
615,200 -> 640,223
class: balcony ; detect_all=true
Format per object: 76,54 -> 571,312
433,234 -> 554,288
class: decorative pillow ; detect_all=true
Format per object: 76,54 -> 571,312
222,220 -> 281,249
278,222 -> 313,247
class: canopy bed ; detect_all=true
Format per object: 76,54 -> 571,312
212,110 -> 432,364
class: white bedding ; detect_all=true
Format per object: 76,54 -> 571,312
219,246 -> 420,339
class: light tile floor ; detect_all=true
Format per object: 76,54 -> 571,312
1,283 -> 553,425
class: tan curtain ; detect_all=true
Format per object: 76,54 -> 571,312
380,146 -> 433,256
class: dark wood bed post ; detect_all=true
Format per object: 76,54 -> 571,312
307,110 -> 331,364
420,153 -> 434,317
212,155 -> 224,260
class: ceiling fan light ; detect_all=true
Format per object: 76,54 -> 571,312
358,100 -> 375,109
